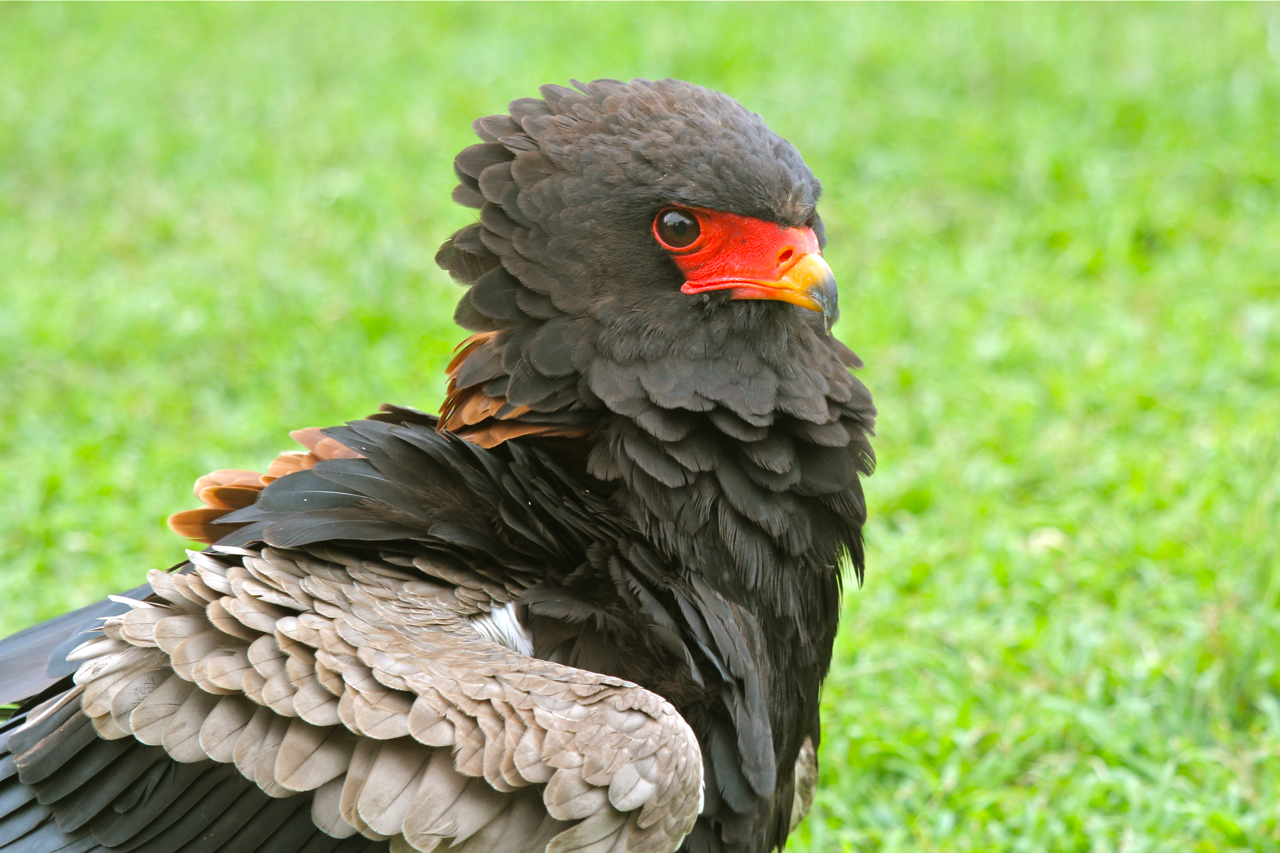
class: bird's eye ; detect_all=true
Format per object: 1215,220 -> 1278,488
654,208 -> 701,250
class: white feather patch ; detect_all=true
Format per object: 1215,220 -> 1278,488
468,602 -> 533,657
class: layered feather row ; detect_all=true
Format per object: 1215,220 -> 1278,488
44,544 -> 702,853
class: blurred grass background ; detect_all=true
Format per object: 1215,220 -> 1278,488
2,3 -> 1280,851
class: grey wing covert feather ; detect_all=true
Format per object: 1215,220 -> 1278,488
8,543 -> 703,853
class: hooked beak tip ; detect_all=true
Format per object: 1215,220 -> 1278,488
780,252 -> 839,332
680,251 -> 840,330
810,265 -> 839,332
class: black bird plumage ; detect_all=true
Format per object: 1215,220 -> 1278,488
0,79 -> 874,853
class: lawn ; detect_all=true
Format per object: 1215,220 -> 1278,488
2,4 -> 1279,851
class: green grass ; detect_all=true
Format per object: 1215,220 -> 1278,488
3,4 -> 1280,851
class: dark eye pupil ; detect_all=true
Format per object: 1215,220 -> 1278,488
656,209 -> 699,249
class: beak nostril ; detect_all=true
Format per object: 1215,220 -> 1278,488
779,249 -> 794,265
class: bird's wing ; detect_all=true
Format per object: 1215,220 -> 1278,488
3,541 -> 702,853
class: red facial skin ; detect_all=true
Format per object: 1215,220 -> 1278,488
653,207 -> 836,317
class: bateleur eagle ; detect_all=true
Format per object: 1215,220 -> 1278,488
0,78 -> 875,853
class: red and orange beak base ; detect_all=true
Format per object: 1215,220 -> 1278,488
660,207 -> 839,330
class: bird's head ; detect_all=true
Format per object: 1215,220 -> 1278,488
437,79 -> 864,452
450,78 -> 835,330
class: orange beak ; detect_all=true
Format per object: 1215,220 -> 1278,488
671,209 -> 839,331
687,251 -> 838,319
